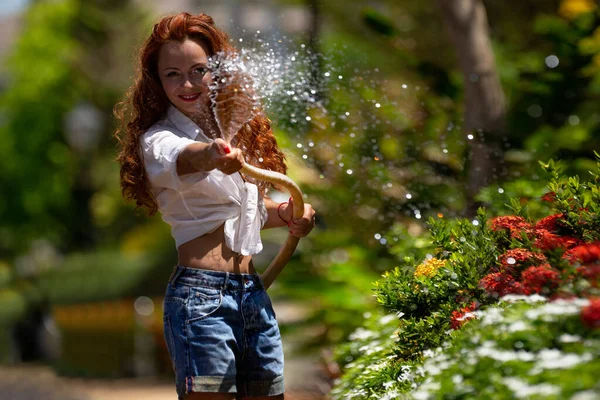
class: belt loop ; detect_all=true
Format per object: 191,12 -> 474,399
169,265 -> 185,286
222,272 -> 229,291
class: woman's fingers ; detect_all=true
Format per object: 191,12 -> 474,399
214,148 -> 244,174
289,203 -> 316,237
213,138 -> 231,154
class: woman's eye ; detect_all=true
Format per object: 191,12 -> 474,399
166,71 -> 179,77
192,67 -> 206,76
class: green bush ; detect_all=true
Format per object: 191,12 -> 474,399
331,155 -> 600,399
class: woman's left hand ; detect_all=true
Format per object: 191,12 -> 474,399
287,197 -> 316,238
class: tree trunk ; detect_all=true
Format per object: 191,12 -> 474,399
437,0 -> 507,216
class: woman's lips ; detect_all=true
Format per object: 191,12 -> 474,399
178,93 -> 201,102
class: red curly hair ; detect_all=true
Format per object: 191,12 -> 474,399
114,12 -> 286,215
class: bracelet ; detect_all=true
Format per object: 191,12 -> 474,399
277,202 -> 290,226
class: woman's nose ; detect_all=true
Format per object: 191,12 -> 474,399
181,78 -> 194,88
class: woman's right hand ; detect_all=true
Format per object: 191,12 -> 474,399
210,138 -> 244,175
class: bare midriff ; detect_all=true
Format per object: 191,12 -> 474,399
177,223 -> 256,274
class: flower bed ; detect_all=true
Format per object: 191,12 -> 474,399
331,158 -> 600,399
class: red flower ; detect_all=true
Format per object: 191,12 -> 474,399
520,264 -> 561,295
541,192 -> 557,203
533,229 -> 582,252
581,298 -> 600,329
534,213 -> 565,233
479,273 -> 523,297
490,216 -> 533,239
498,248 -> 547,274
450,301 -> 479,330
564,243 -> 600,265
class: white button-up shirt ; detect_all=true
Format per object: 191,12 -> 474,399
140,106 -> 268,255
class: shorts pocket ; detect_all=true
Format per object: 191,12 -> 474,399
163,315 -> 177,369
187,286 -> 223,323
262,290 -> 277,319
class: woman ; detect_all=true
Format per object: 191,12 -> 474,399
114,12 -> 316,400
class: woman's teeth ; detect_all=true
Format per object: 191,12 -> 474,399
179,93 -> 200,102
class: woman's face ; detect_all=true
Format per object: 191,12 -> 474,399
157,38 -> 212,117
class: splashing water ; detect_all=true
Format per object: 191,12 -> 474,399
200,31 -> 478,248
207,51 -> 261,145
205,39 -> 329,145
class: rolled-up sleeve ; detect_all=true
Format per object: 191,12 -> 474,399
141,129 -> 208,190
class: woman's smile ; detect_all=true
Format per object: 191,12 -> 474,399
178,93 -> 201,102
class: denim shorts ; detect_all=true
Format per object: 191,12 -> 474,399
162,266 -> 284,399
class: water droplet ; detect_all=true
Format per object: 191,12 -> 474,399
498,188 -> 504,194
134,296 -> 154,316
297,143 -> 303,148
239,38 -> 244,42
324,71 -> 331,77
338,75 -> 343,79
459,236 -> 466,242
302,154 -> 308,159
309,142 -> 315,147
568,115 -> 580,126
346,169 -> 353,175
467,134 -> 474,140
374,233 -> 382,240
380,238 -> 387,245
306,116 -> 312,121
258,157 -> 263,162
527,104 -> 543,118
545,55 -> 559,68
375,103 -> 381,108
406,193 -> 412,199
506,257 -> 516,265
472,220 -> 479,226
402,84 -> 408,89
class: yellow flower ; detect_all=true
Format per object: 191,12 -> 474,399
414,257 -> 445,278
559,0 -> 597,20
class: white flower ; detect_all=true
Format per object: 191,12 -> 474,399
530,350 -> 593,374
379,314 -> 397,324
350,328 -> 377,341
378,390 -> 400,400
525,298 -> 590,321
505,320 -> 530,333
571,390 -> 600,400
501,294 -> 546,303
502,377 -> 560,398
559,334 -> 582,343
473,307 -> 504,325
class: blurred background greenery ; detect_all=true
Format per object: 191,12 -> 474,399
0,0 -> 598,395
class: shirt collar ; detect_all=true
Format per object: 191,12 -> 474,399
166,105 -> 209,142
